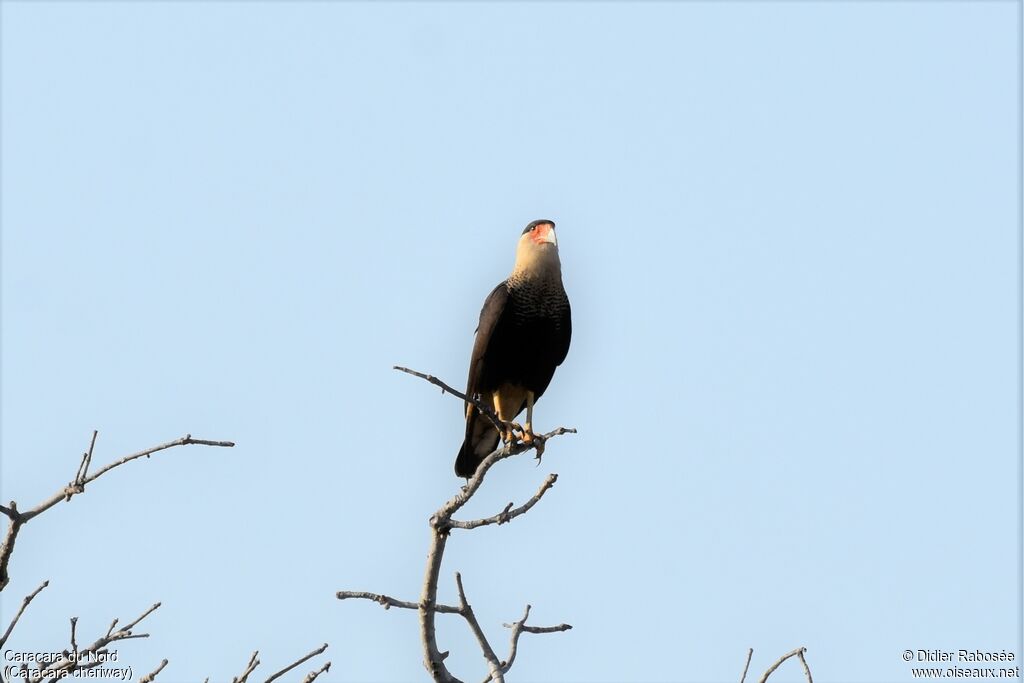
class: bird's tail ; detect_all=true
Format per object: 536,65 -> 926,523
454,409 -> 501,478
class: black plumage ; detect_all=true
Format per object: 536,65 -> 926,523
455,220 -> 571,478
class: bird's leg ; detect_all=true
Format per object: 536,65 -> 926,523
521,391 -> 536,444
493,392 -> 515,444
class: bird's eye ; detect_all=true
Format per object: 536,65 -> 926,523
530,226 -> 537,232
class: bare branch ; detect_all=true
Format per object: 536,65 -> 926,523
139,659 -> 169,683
70,616 -> 79,660
454,573 -> 504,682
301,662 -> 331,683
222,645 -> 331,683
450,474 -> 558,530
122,602 -> 162,633
0,502 -> 25,592
477,605 -> 573,683
30,601 -> 162,682
0,580 -> 48,648
74,430 -> 99,487
419,519 -> 461,682
797,648 -> 814,683
0,432 -> 234,591
758,646 -> 811,683
336,591 -> 460,614
394,365 -> 504,433
263,643 -> 328,683
23,434 -> 234,524
395,366 -> 578,452
232,651 -> 260,683
740,648 -> 753,683
433,429 -> 574,534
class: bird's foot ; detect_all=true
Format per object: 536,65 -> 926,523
501,424 -> 518,446
532,434 -> 546,464
503,422 -> 526,444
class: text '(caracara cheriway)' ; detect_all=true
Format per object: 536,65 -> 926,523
455,220 -> 572,478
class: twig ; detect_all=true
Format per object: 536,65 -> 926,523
758,646 -> 811,683
74,430 -> 99,487
740,648 -> 754,683
394,365 -> 505,434
301,662 -> 331,683
70,616 -> 79,660
797,648 -> 814,683
0,580 -> 48,648
0,432 -> 234,591
454,573 -> 504,682
450,474 -> 558,530
122,602 -> 161,632
336,591 -> 460,614
432,428 -> 574,534
263,643 -> 328,683
30,602 -> 162,682
139,659 -> 169,683
232,651 -> 260,683
478,605 -> 572,683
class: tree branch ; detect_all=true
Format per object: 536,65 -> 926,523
454,573 -> 504,682
228,645 -> 332,683
756,646 -> 813,683
477,604 -> 572,683
139,659 -> 169,683
28,602 -> 162,682
394,365 -> 505,434
449,474 -> 558,530
0,432 -> 234,591
262,643 -> 329,683
740,647 -> 754,683
233,651 -> 260,683
336,591 -> 461,614
0,580 -> 48,649
797,648 -> 814,683
301,662 -> 331,683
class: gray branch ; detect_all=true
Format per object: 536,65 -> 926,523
0,580 -> 48,649
740,648 -> 754,683
28,602 -> 162,683
479,604 -> 573,683
752,646 -> 814,683
139,659 -> 169,683
454,573 -> 504,682
449,474 -> 558,530
233,652 -> 260,683
0,431 -> 234,591
301,662 -> 331,683
228,645 -> 331,683
263,643 -> 329,683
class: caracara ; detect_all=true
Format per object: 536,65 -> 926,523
454,219 -> 572,478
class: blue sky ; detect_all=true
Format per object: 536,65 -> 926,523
0,2 -> 1018,682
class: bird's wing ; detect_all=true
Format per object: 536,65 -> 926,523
465,282 -> 509,405
555,297 -> 572,366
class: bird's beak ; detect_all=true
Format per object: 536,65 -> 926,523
539,224 -> 557,246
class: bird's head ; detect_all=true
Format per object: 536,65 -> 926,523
513,219 -> 561,277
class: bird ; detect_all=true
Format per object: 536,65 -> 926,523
454,219 -> 572,478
